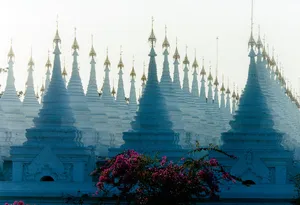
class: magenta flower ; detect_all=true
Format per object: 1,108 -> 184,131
209,158 -> 218,166
92,148 -> 243,205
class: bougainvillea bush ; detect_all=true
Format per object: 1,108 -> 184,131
90,144 -> 243,205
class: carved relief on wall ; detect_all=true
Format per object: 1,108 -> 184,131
22,146 -> 73,182
231,149 -> 270,184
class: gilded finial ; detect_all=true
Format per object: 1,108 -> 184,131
111,79 -> 116,96
236,86 -> 240,100
183,45 -> 189,65
130,55 -> 136,78
62,57 -> 67,76
104,47 -> 111,66
214,70 -> 219,87
207,63 -> 213,81
53,16 -> 61,44
248,0 -> 256,48
220,74 -> 225,92
72,27 -> 79,50
89,35 -> 97,57
118,45 -> 124,69
141,61 -> 147,82
256,25 -> 263,49
270,47 -> 276,67
226,78 -> 231,94
200,57 -> 206,76
35,85 -> 39,99
173,37 -> 180,60
8,39 -> 15,59
28,47 -> 34,67
40,83 -> 45,92
45,50 -> 52,68
148,17 -> 156,47
232,83 -> 236,98
162,25 -> 170,48
192,49 -> 198,68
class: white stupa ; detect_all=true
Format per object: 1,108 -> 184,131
1,44 -> 28,145
22,53 -> 41,126
85,38 -> 109,156
67,30 -> 96,146
10,27 -> 92,184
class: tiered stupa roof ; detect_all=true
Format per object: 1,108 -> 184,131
159,27 -> 184,134
214,34 -> 293,186
109,19 -> 184,158
1,44 -> 28,144
100,49 -> 123,147
67,30 -> 95,145
10,27 -> 90,183
85,38 -> 109,155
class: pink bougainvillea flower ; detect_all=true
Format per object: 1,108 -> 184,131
209,158 -> 218,166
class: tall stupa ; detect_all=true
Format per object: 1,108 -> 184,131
10,26 -> 91,183
109,18 -> 184,159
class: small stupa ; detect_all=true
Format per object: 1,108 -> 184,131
1,43 -> 28,145
159,26 -> 185,140
22,52 -> 41,126
67,28 -> 96,146
85,36 -> 109,156
100,49 -> 123,147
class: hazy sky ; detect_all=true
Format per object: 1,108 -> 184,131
0,0 -> 299,97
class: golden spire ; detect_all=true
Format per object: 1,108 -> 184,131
148,17 -> 156,47
35,86 -> 39,99
8,39 -> 15,58
183,45 -> 189,65
62,57 -> 67,76
89,35 -> 97,57
111,79 -> 116,96
130,56 -> 136,78
207,64 -> 213,81
45,50 -> 52,68
214,37 -> 219,86
40,82 -> 45,92
141,62 -> 147,82
226,78 -> 231,94
200,57 -> 206,76
118,46 -> 124,69
232,83 -> 236,98
173,37 -> 180,60
256,25 -> 263,49
28,48 -> 34,67
214,75 -> 219,87
262,35 -> 267,59
192,49 -> 199,68
248,0 -> 256,48
53,16 -> 61,43
72,27 -> 79,50
111,87 -> 116,96
220,74 -> 225,92
104,47 -> 111,66
270,47 -> 276,67
162,25 -> 170,49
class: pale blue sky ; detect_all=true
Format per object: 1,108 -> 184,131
0,0 -> 299,97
